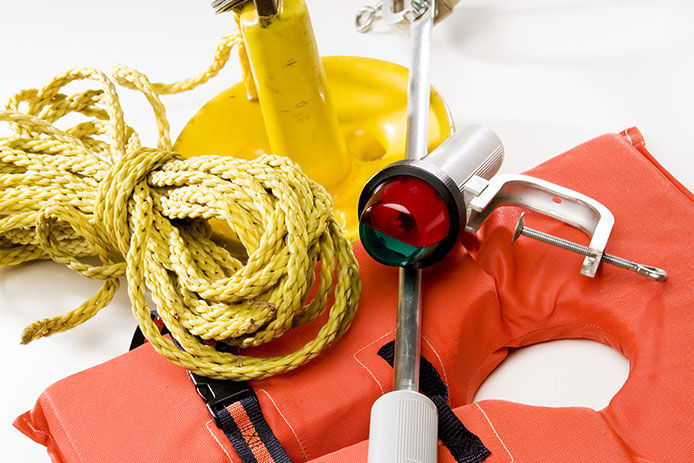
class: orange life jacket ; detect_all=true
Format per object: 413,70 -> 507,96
15,128 -> 694,463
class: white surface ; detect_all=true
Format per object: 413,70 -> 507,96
0,0 -> 692,460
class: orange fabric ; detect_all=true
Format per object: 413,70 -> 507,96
14,129 -> 694,463
227,403 -> 275,463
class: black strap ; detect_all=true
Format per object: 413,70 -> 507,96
128,325 -> 149,351
129,322 -> 292,463
378,341 -> 491,463
129,312 -> 168,351
190,373 -> 293,463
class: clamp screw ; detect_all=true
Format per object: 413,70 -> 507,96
512,213 -> 667,281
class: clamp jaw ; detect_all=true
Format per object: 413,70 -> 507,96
464,174 -> 615,278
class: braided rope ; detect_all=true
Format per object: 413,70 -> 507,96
0,31 -> 360,380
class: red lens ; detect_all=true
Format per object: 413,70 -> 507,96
359,176 -> 451,266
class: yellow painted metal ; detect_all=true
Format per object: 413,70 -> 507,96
174,3 -> 453,241
238,0 -> 350,189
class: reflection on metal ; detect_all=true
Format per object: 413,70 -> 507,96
394,266 -> 423,391
465,173 -> 616,278
512,213 -> 668,281
356,0 -> 460,33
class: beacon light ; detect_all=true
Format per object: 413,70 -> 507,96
358,125 -> 505,267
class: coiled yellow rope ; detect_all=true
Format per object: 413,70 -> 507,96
0,29 -> 360,380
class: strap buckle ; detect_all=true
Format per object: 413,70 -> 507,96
188,372 -> 255,426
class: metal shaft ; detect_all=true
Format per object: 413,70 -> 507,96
394,3 -> 434,392
404,3 -> 434,160
394,266 -> 423,390
513,214 -> 667,281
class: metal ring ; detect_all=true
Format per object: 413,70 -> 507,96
355,3 -> 382,33
635,264 -> 668,281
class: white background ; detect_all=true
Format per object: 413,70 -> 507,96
0,0 -> 692,460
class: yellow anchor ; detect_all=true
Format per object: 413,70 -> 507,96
174,0 -> 453,241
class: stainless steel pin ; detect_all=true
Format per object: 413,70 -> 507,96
512,213 -> 668,281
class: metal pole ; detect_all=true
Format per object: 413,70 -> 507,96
393,3 -> 434,392
405,4 -> 434,161
394,266 -> 423,390
367,5 -> 440,462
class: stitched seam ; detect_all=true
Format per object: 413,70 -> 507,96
352,330 -> 395,395
257,388 -> 310,461
466,319 -> 632,403
465,235 -> 592,401
508,322 -> 630,359
422,334 -> 449,389
43,393 -> 86,463
205,420 -> 234,463
475,403 -> 514,463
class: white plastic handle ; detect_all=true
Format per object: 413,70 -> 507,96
367,390 -> 438,463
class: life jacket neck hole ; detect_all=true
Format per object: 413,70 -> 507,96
473,339 -> 629,411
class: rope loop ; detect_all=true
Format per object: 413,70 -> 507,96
95,147 -> 181,255
0,28 -> 361,380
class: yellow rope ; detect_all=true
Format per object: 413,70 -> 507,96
0,31 -> 360,381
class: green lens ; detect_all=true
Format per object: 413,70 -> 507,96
359,223 -> 436,267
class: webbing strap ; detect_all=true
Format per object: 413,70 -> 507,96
130,322 -> 292,463
216,395 -> 293,463
378,341 -> 491,463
